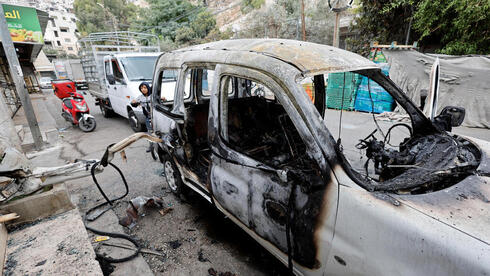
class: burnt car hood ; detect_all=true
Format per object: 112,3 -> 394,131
392,136 -> 490,244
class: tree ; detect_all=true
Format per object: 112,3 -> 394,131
236,0 -> 334,45
347,0 -> 418,56
241,0 -> 266,13
413,0 -> 490,55
134,0 -> 226,47
74,0 -> 139,36
348,0 -> 489,55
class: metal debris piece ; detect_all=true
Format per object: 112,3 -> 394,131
101,242 -> 166,257
158,207 -> 173,217
120,150 -> 127,163
119,196 -> 164,228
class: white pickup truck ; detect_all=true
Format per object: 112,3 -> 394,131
98,53 -> 160,131
79,32 -> 160,131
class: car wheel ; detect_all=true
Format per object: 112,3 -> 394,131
162,155 -> 183,195
127,109 -> 143,132
149,142 -> 158,161
100,104 -> 112,118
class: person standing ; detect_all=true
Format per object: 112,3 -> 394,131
131,82 -> 153,151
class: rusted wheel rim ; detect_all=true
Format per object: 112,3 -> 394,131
164,161 -> 177,191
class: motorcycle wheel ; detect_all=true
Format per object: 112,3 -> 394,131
79,116 -> 96,132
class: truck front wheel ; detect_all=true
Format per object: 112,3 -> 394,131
127,109 -> 144,132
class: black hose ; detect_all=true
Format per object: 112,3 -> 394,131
85,161 -> 141,263
84,224 -> 141,263
90,162 -> 128,206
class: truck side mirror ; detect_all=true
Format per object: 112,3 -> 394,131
107,74 -> 115,85
433,106 -> 465,131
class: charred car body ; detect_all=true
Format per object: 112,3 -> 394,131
150,39 -> 489,275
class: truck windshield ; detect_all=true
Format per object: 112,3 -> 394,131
119,56 -> 158,81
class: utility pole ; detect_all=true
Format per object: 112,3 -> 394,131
0,5 -> 43,150
333,12 -> 340,47
300,0 -> 306,41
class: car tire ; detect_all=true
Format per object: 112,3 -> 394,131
100,104 -> 112,118
127,109 -> 143,132
162,155 -> 183,195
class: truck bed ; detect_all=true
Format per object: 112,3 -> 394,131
87,83 -> 108,99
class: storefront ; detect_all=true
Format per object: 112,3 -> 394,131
0,4 -> 48,114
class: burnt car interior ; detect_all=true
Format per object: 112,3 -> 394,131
327,70 -> 481,195
176,68 -> 320,185
223,78 -> 311,168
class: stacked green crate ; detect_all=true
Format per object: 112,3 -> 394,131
354,63 -> 395,114
326,72 -> 361,110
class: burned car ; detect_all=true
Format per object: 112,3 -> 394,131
150,39 -> 489,275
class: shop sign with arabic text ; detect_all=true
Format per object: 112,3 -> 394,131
2,4 -> 44,44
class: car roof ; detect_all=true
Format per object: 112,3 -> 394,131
175,39 -> 378,76
113,52 -> 161,58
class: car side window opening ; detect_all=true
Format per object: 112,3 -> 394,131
158,69 -> 178,104
111,59 -> 124,84
201,69 -> 215,96
104,61 -> 111,80
220,75 -> 314,169
183,70 -> 191,100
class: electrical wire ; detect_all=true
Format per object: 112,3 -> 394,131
383,123 -> 413,147
337,72 -> 346,144
367,78 -> 386,140
85,161 -> 141,263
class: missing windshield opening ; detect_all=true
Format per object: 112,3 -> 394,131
325,70 -> 481,194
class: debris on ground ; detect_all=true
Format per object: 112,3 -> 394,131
159,207 -> 173,217
93,236 -> 110,242
198,248 -> 209,262
208,267 -> 236,276
119,196 -> 164,228
168,239 -> 182,249
101,242 -> 166,257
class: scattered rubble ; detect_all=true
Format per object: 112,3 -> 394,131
168,239 -> 182,249
208,267 -> 237,276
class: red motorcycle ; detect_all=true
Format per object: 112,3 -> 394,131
52,79 -> 96,132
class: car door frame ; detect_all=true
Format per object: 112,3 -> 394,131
208,63 -> 339,274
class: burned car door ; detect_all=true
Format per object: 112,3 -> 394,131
152,67 -> 193,159
208,65 -> 338,270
